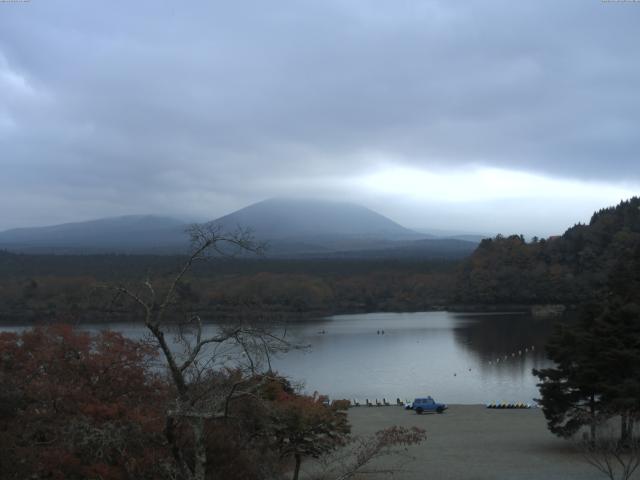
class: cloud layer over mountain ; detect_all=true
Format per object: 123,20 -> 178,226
1,0 -> 638,234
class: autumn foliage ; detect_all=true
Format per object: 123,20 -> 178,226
0,326 -> 348,480
0,325 -> 167,479
0,325 -> 426,480
271,391 -> 351,480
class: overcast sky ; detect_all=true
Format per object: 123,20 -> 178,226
1,0 -> 639,236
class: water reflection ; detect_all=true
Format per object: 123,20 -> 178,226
269,311 -> 558,404
453,313 -> 554,374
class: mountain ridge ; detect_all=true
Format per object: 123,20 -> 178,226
211,198 -> 422,240
0,215 -> 188,253
0,198 -> 478,258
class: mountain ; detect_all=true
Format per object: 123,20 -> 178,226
0,215 -> 188,254
413,227 -> 490,243
210,198 -> 438,255
205,196 -> 480,258
0,198 -> 477,258
211,198 -> 421,240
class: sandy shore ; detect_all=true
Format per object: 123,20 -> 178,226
337,405 -> 612,480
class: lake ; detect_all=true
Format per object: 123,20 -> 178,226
0,311 -> 557,404
270,311 -> 556,404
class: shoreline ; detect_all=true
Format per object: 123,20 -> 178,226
0,305 -> 560,326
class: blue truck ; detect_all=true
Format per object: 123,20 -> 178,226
409,396 -> 447,414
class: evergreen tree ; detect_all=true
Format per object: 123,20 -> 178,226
535,243 -> 640,442
534,306 -> 606,440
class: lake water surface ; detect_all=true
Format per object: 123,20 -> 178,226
1,311 -> 557,404
270,311 -> 556,404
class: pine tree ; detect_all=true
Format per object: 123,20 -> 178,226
534,306 -> 606,440
535,243 -> 640,442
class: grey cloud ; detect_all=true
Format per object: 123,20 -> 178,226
0,0 -> 639,230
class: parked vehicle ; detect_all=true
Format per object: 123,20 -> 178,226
410,396 -> 447,414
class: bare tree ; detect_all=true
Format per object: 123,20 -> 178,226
113,223 -> 427,480
310,426 -> 426,480
115,223 -> 290,480
578,420 -> 640,480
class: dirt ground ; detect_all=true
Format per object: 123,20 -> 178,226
326,405 -> 622,480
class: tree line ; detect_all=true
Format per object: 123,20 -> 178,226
0,257 -> 457,323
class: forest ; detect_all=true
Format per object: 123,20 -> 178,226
0,255 -> 457,324
1,198 -> 640,324
455,197 -> 640,305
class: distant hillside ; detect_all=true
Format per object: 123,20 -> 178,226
446,234 -> 489,243
0,215 -> 188,254
211,198 -> 421,241
0,198 -> 477,259
456,197 -> 640,305
413,228 -> 490,243
297,238 -> 478,260
209,198 -> 480,258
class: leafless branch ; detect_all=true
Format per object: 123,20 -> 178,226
110,224 -> 284,480
578,423 -> 640,480
309,426 -> 427,480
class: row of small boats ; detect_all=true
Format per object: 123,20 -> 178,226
350,398 -> 407,407
349,399 -> 535,409
486,402 -> 533,409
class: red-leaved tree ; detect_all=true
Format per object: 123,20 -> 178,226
0,324 -> 168,480
271,393 -> 351,480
